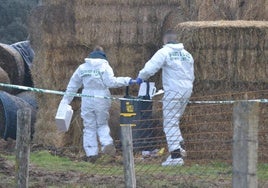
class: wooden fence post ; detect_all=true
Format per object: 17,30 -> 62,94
15,108 -> 31,188
121,125 -> 136,188
232,101 -> 259,188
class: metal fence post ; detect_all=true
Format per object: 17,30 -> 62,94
232,101 -> 259,188
15,108 -> 31,188
121,125 -> 136,188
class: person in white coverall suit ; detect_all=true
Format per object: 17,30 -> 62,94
61,46 -> 134,161
137,30 -> 195,166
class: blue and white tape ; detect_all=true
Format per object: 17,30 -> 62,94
0,83 -> 267,104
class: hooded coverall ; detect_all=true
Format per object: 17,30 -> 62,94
61,58 -> 131,156
138,43 -> 194,152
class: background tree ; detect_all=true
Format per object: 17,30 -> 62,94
0,0 -> 38,44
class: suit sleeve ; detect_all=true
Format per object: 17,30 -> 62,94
102,63 -> 131,88
61,67 -> 83,104
138,49 -> 166,80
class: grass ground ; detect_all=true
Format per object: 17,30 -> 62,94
0,150 -> 268,188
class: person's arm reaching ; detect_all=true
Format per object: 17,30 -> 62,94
102,63 -> 131,88
138,49 -> 166,81
61,67 -> 83,104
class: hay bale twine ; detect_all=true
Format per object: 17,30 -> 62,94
0,43 -> 25,94
0,67 -> 11,93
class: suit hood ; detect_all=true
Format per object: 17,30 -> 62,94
164,43 -> 184,50
84,58 -> 108,66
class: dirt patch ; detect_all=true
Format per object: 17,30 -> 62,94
0,149 -> 125,188
28,170 -> 124,188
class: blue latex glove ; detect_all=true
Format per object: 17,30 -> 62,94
136,78 -> 143,85
129,79 -> 136,85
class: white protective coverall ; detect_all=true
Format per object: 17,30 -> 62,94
138,43 -> 194,152
61,58 -> 131,156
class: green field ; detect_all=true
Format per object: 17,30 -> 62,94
0,150 -> 267,188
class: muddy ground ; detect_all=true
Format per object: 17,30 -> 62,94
0,139 -> 126,188
0,139 -> 232,188
1,134 -> 267,188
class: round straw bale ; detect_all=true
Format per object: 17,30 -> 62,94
16,91 -> 37,109
0,98 -> 5,138
0,67 -> 11,93
0,43 -> 25,94
16,91 -> 38,138
0,67 -> 10,83
0,91 -> 36,140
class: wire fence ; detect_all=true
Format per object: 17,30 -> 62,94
0,89 -> 268,188
118,89 -> 267,187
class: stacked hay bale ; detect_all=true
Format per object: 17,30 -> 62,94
29,0 -> 83,147
30,0 -> 268,159
29,0 -> 184,147
176,21 -> 268,95
176,21 -> 268,162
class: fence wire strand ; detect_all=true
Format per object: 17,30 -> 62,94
0,89 -> 268,187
